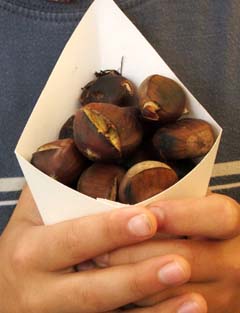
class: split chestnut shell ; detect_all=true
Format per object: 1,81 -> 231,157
73,103 -> 143,161
31,138 -> 86,186
77,163 -> 125,201
138,75 -> 186,123
80,70 -> 138,107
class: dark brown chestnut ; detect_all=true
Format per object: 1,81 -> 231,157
58,115 -> 75,139
73,103 -> 143,161
138,75 -> 186,123
80,70 -> 138,107
31,138 -> 86,186
119,161 -> 178,204
77,163 -> 125,201
153,118 -> 215,160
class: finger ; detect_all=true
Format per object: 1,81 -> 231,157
131,293 -> 207,313
51,255 -> 191,313
95,239 -> 220,282
135,281 -> 218,312
148,193 -> 240,239
34,206 -> 158,270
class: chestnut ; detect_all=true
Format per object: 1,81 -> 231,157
31,138 -> 86,186
73,103 -> 143,161
80,70 -> 138,107
119,161 -> 178,204
77,163 -> 125,201
58,115 -> 75,139
138,75 -> 186,123
153,118 -> 215,160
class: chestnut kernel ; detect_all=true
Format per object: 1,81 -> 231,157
80,70 -> 138,107
77,163 -> 125,201
153,118 -> 215,160
58,115 -> 75,139
138,75 -> 186,123
31,138 -> 86,186
119,161 -> 178,204
73,103 -> 143,161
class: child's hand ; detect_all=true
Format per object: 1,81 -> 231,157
95,194 -> 240,313
0,186 -> 206,313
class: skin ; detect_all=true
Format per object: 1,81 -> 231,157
95,193 -> 240,313
0,186 -> 207,313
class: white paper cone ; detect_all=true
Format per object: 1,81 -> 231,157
15,0 -> 222,225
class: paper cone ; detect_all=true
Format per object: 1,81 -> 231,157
15,0 -> 222,225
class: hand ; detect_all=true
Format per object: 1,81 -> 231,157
95,193 -> 240,313
0,186 -> 206,313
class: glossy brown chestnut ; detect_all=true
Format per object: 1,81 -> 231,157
58,115 -> 75,139
73,102 -> 143,161
77,163 -> 125,201
138,75 -> 186,123
153,118 -> 215,160
80,70 -> 138,107
31,138 -> 86,186
119,161 -> 178,204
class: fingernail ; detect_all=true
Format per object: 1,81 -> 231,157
178,301 -> 201,313
94,254 -> 109,267
128,214 -> 153,237
158,261 -> 188,285
149,206 -> 165,226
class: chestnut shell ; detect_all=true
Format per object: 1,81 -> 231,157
59,115 -> 75,139
80,70 -> 138,107
73,103 -> 143,161
138,75 -> 186,123
77,163 -> 125,201
31,138 -> 86,186
153,118 -> 215,160
119,161 -> 178,204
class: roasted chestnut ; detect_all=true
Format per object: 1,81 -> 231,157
31,138 -> 86,186
153,118 -> 215,160
119,161 -> 178,204
80,70 -> 138,107
77,163 -> 125,201
58,115 -> 75,139
138,75 -> 186,123
73,103 -> 143,161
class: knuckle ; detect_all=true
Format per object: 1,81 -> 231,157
11,239 -> 33,270
64,221 -> 82,260
102,213 -> 122,248
221,197 -> 240,238
129,268 -> 148,300
78,283 -> 106,311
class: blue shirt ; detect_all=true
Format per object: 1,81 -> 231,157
0,0 -> 239,233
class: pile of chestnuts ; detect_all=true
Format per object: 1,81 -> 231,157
31,70 -> 215,204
